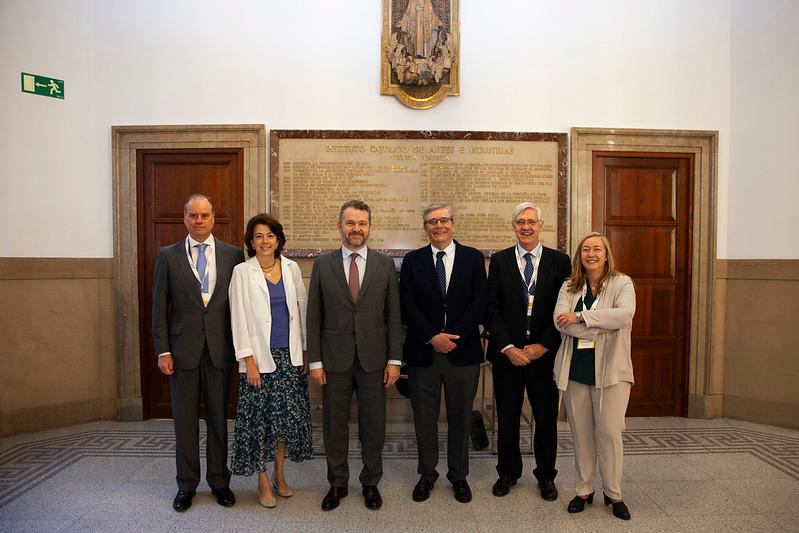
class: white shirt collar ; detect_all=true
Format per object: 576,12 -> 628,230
342,245 -> 367,260
187,234 -> 215,249
516,240 -> 542,260
430,240 -> 456,257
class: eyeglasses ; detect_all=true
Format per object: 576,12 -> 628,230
514,219 -> 540,228
424,217 -> 453,227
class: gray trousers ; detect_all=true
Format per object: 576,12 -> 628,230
408,356 -> 480,483
322,358 -> 386,487
169,347 -> 232,492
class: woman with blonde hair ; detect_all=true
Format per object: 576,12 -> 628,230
553,232 -> 635,520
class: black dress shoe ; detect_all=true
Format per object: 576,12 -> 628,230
567,493 -> 594,513
491,476 -> 517,497
412,478 -> 434,502
321,486 -> 348,511
363,485 -> 382,510
452,480 -> 472,503
538,480 -> 558,501
211,487 -> 236,507
604,493 -> 631,520
172,490 -> 195,512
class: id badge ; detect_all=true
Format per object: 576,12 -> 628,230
526,295 -> 534,316
577,338 -> 595,349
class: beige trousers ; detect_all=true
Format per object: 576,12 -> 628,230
563,380 -> 631,500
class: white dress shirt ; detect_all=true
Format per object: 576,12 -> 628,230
500,240 -> 543,354
186,234 -> 218,297
158,234 -> 218,358
430,240 -> 456,292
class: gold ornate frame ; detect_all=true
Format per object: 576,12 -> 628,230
381,0 -> 460,109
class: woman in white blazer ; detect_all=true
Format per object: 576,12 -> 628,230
229,213 -> 312,508
553,232 -> 636,520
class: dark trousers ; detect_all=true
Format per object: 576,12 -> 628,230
169,347 -> 232,492
323,358 -> 386,487
408,356 -> 480,484
492,354 -> 559,482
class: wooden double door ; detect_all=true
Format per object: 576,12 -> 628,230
592,152 -> 693,417
137,148 -> 245,419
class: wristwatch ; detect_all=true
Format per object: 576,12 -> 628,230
576,312 -> 583,323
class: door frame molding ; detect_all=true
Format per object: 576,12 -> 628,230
111,124 -> 266,420
571,127 -> 722,418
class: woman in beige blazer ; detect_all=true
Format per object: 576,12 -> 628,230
553,232 -> 636,520
229,213 -> 312,508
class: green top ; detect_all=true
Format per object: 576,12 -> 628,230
569,288 -> 596,386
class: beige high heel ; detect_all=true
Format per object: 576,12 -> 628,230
273,480 -> 293,498
258,478 -> 277,508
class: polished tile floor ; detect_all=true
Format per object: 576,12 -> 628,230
1,417 -> 798,532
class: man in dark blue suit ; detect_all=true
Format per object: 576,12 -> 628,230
400,203 -> 488,504
487,202 -> 570,502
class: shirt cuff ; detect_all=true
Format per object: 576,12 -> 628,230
500,344 -> 514,354
387,359 -> 402,366
158,352 -> 171,358
309,361 -> 323,370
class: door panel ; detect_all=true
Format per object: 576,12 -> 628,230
137,148 -> 244,419
592,152 -> 692,417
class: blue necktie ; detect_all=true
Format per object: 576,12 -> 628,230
436,251 -> 446,296
523,252 -> 535,295
196,243 -> 208,293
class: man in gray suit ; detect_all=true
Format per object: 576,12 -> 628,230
307,199 -> 402,511
152,194 -> 245,512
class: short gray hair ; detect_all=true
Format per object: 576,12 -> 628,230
511,202 -> 542,224
422,203 -> 452,223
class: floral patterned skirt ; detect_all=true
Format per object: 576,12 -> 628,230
231,347 -> 313,476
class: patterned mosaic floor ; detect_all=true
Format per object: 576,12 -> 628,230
1,418 -> 798,532
1,418 -> 798,509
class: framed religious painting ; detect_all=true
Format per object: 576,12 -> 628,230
381,0 -> 460,109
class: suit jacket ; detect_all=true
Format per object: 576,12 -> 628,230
152,237 -> 245,370
486,245 -> 571,368
228,256 -> 307,374
553,273 -> 636,391
306,248 -> 402,373
400,240 -> 488,367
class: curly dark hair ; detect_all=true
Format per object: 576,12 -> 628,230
243,213 -> 286,258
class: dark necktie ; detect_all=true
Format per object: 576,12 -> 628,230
196,243 -> 208,293
435,250 -> 446,296
349,253 -> 360,303
523,252 -> 535,295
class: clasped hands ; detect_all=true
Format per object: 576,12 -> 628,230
505,343 -> 548,366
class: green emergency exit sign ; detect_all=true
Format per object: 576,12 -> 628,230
21,72 -> 64,99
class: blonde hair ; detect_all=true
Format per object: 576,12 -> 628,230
566,232 -> 620,293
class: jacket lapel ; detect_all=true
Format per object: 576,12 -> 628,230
332,249 -> 351,298
359,248 -> 377,298
177,239 -> 204,305
423,246 -> 444,299
247,256 -> 270,298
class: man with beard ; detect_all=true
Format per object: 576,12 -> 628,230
307,200 -> 402,512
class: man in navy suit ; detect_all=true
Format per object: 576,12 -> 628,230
152,193 -> 245,512
400,203 -> 488,504
487,202 -> 570,502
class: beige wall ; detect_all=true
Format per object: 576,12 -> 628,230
0,258 -> 116,437
721,260 -> 799,429
3,256 -> 798,436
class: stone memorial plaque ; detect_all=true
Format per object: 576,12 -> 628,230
270,130 -> 567,256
